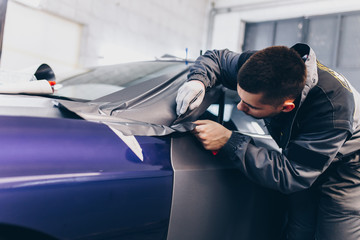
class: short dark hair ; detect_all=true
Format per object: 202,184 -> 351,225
237,46 -> 306,106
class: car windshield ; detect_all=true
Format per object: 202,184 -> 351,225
54,61 -> 188,101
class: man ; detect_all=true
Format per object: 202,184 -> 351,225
175,43 -> 360,240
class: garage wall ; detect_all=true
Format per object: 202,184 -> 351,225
208,0 -> 360,52
44,0 -> 212,65
1,1 -> 83,76
5,0 -> 360,78
1,0 -> 212,76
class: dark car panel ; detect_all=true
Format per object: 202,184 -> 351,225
168,133 -> 286,240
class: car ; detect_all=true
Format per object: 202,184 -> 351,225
0,58 -> 286,240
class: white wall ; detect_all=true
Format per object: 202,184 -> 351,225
209,0 -> 360,52
47,0 -> 212,65
4,0 -> 360,77
1,0 -> 212,77
1,1 -> 83,76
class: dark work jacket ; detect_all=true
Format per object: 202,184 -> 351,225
188,43 -> 360,194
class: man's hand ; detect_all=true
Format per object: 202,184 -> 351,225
193,120 -> 232,151
176,80 -> 205,115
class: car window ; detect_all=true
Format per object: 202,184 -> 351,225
54,61 -> 188,101
206,89 -> 269,136
204,89 -> 280,152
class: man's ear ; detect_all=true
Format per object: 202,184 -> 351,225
281,100 -> 295,113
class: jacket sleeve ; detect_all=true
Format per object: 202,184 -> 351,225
220,129 -> 350,194
188,49 -> 255,91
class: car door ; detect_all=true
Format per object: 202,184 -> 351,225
167,89 -> 286,240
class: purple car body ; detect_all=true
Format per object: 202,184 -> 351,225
0,114 -> 173,239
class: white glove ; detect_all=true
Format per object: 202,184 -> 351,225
176,80 -> 205,115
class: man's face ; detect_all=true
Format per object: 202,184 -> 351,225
236,85 -> 285,119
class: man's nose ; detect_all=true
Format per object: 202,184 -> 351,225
237,100 -> 249,112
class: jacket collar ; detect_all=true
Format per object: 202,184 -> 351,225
291,43 -> 318,107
